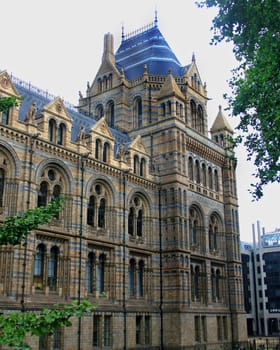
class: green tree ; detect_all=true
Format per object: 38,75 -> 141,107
197,0 -> 280,199
0,96 -> 96,349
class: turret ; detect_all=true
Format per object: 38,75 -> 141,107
210,105 -> 233,147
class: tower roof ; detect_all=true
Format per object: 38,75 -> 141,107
211,106 -> 233,134
115,24 -> 184,80
157,70 -> 185,100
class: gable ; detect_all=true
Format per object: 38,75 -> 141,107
129,135 -> 148,155
90,117 -> 114,140
0,71 -> 21,98
42,97 -> 72,122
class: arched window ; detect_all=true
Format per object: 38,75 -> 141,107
48,246 -> 59,291
167,101 -> 172,115
87,195 -> 95,226
190,100 -> 196,128
188,157 -> 194,181
194,266 -> 200,300
189,207 -> 202,246
57,123 -> 66,145
161,103 -> 166,117
97,254 -> 106,293
0,168 -> 5,207
197,105 -> 204,133
208,167 -> 213,190
138,260 -> 144,297
202,163 -> 206,187
98,78 -> 102,93
140,158 -> 146,177
214,169 -> 219,192
128,208 -> 135,235
106,101 -> 114,127
86,252 -> 95,294
195,160 -> 200,184
128,196 -> 146,238
137,209 -> 143,237
95,139 -> 101,159
209,214 -> 220,251
133,155 -> 139,175
48,119 -> 57,142
37,181 -> 48,207
1,108 -> 10,125
34,244 -> 46,290
103,142 -> 109,163
216,269 -> 221,300
211,268 -> 216,300
95,105 -> 104,120
134,98 -> 142,128
129,259 -> 136,296
98,198 -> 106,228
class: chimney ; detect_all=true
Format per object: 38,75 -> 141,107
103,33 -> 115,64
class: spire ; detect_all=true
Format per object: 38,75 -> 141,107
121,23 -> 125,42
154,8 -> 158,27
211,105 -> 233,132
157,70 -> 185,100
192,52 -> 196,62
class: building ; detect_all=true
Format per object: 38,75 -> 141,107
241,223 -> 280,338
0,16 -> 247,350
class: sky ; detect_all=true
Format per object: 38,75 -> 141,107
1,0 -> 279,242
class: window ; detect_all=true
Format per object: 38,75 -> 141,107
57,123 -> 66,146
0,168 -> 5,206
136,316 -> 142,344
223,316 -> 228,340
195,160 -> 200,183
39,334 -> 48,350
208,167 -> 213,190
48,119 -> 57,142
87,183 -> 109,230
138,260 -> 144,297
144,316 -> 150,345
48,246 -> 59,291
133,98 -> 142,128
195,316 -> 200,342
95,139 -> 101,159
139,158 -> 146,177
95,105 -> 104,120
202,163 -> 206,186
197,105 -> 204,133
102,142 -> 109,163
34,244 -> 46,290
106,101 -> 114,127
93,315 -> 101,346
86,252 -> 95,294
97,254 -> 106,293
129,259 -> 136,296
189,207 -> 202,246
214,169 -> 219,191
217,316 -> 222,340
104,315 -> 111,347
201,316 -> 207,342
128,196 -> 145,239
190,100 -> 196,128
1,107 -> 10,125
188,157 -> 194,181
209,214 -> 220,251
52,328 -> 62,350
133,155 -> 139,174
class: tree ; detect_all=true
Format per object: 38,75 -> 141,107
197,0 -> 280,199
0,96 -> 96,349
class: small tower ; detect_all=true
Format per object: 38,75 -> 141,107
210,105 -> 233,147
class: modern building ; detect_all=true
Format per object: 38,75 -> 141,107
0,15 -> 247,349
241,222 -> 280,337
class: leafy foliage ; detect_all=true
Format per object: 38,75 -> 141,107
0,198 -> 63,245
197,0 -> 280,199
0,96 -> 18,112
0,300 -> 96,350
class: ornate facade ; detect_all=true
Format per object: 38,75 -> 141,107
0,17 -> 246,349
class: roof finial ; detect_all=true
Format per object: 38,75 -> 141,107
192,52 -> 196,62
121,22 -> 125,42
154,8 -> 158,27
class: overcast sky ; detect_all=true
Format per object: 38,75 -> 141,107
1,0 -> 279,242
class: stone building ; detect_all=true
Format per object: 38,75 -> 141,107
0,16 -> 246,349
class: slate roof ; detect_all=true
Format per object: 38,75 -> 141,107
10,75 -> 130,157
115,25 -> 185,80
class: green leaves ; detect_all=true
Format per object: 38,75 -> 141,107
0,300 -> 96,349
197,0 -> 280,199
0,198 -> 63,245
0,96 -> 18,112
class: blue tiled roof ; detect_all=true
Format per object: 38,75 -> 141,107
116,26 -> 185,80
